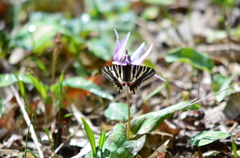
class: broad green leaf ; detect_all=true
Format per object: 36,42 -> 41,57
10,12 -> 78,54
102,124 -> 145,158
212,0 -> 228,6
63,77 -> 113,100
190,131 -> 231,147
104,102 -> 134,121
0,73 -> 32,87
182,103 -> 201,111
131,102 -> 201,135
10,20 -> 59,51
143,0 -> 174,5
90,39 -> 112,61
91,0 -> 129,14
81,117 -> 97,157
112,11 -> 136,31
0,91 -> 2,118
164,48 -> 214,73
207,28 -> 239,43
73,62 -> 88,77
213,73 -> 236,102
141,6 -> 159,20
69,12 -> 136,32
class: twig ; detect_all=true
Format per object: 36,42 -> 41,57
51,125 -> 81,157
10,86 -> 44,158
229,122 -> 238,134
180,85 -> 235,110
191,85 -> 234,105
71,103 -> 100,134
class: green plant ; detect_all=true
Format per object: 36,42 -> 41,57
190,131 -> 231,147
81,117 -> 97,157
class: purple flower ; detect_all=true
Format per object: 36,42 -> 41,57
112,29 -> 165,81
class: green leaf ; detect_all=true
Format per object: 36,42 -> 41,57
143,0 -> 174,5
143,84 -> 164,103
102,124 -> 145,158
104,102 -> 134,121
164,48 -> 214,73
213,73 -> 236,102
0,73 -> 32,87
69,11 -> 136,32
28,74 -> 48,100
141,6 -> 160,20
63,77 -> 113,100
43,126 -> 54,151
57,71 -> 65,108
99,130 -> 106,149
181,103 -> 201,111
232,138 -> 238,158
15,74 -> 27,105
34,57 -> 47,72
131,101 -> 200,134
90,38 -> 112,61
73,62 -> 88,77
212,0 -> 228,6
81,117 -> 97,157
26,149 -> 39,158
10,20 -> 59,51
207,28 -> 239,43
190,131 -> 231,147
0,91 -> 2,118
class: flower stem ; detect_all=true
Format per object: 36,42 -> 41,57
126,86 -> 131,139
51,32 -> 62,85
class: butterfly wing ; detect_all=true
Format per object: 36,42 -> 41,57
129,65 -> 155,94
101,65 -> 123,93
102,65 -> 155,94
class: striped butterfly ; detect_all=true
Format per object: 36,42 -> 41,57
101,64 -> 155,94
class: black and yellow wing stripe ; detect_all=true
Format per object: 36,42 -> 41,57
101,64 -> 155,94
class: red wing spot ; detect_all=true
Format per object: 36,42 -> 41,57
121,82 -> 126,86
127,82 -> 132,86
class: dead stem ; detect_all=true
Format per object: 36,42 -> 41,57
11,86 -> 44,158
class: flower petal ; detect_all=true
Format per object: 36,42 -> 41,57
154,74 -> 165,81
113,31 -> 130,62
131,42 -> 145,62
113,29 -> 120,57
112,61 -> 127,65
131,44 -> 153,65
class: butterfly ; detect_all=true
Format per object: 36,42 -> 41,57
101,64 -> 155,94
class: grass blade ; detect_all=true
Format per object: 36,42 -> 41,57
232,138 -> 238,158
81,117 -> 96,157
99,130 -> 106,149
0,90 -> 2,118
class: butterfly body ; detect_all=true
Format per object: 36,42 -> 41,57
101,64 -> 155,94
